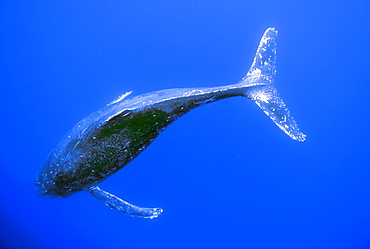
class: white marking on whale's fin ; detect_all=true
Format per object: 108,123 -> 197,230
244,28 -> 306,141
249,85 -> 306,141
243,27 -> 277,84
108,91 -> 133,106
87,186 -> 163,219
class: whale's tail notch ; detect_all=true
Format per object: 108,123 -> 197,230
243,28 -> 306,142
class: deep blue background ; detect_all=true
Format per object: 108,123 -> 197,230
1,1 -> 370,248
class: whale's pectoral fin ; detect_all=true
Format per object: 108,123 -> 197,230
87,186 -> 163,219
243,28 -> 306,142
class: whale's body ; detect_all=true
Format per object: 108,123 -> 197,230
36,28 -> 305,218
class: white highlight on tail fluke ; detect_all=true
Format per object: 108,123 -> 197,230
244,28 -> 306,141
244,28 -> 277,84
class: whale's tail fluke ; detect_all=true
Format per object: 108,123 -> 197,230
242,28 -> 306,142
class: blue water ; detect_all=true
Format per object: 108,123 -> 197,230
1,1 -> 370,248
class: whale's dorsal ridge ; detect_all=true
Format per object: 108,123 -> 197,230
108,91 -> 133,106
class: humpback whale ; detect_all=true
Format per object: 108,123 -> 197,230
36,28 -> 306,219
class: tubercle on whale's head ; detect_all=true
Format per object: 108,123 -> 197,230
35,152 -> 80,198
36,180 -> 59,198
36,172 -> 82,198
36,153 -> 59,198
36,176 -> 60,198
